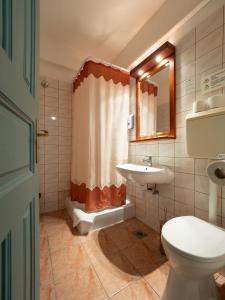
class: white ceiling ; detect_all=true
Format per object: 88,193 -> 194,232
40,0 -> 167,70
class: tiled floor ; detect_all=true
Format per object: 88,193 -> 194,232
40,210 -> 225,300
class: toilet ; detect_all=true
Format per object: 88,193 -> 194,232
161,216 -> 225,300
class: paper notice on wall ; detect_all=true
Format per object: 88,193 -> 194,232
202,68 -> 225,94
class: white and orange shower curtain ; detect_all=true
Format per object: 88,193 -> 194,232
71,59 -> 129,212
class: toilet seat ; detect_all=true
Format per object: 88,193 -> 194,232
162,216 -> 225,263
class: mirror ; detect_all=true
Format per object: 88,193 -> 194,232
131,42 -> 176,141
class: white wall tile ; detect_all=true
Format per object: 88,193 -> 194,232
176,93 -> 195,113
175,142 -> 188,158
158,183 -> 174,199
175,158 -> 194,174
44,155 -> 59,165
176,78 -> 195,98
196,65 -> 221,92
158,143 -> 174,157
176,29 -> 195,55
196,26 -> 223,59
45,87 -> 58,98
196,46 -> 222,74
158,157 -> 174,170
175,173 -> 194,190
176,110 -> 192,129
159,196 -> 174,214
38,75 -> 72,213
176,127 -> 186,143
195,208 -> 208,221
59,80 -> 72,91
175,201 -> 194,216
45,96 -> 58,108
45,182 -> 58,193
194,159 -> 208,176
176,63 -> 195,85
46,77 -> 59,89
175,187 -> 194,206
196,8 -> 223,41
176,46 -> 195,69
195,175 -> 209,194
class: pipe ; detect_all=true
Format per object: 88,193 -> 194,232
208,179 -> 218,224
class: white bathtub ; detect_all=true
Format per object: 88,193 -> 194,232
66,197 -> 135,234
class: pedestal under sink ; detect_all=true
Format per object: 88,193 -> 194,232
116,163 -> 174,184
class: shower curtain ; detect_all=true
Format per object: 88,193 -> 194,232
71,59 -> 130,212
140,80 -> 158,136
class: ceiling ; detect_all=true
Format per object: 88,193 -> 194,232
40,0 -> 167,71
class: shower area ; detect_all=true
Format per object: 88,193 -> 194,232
38,58 -> 135,233
67,58 -> 135,233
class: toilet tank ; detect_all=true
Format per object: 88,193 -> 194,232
186,106 -> 225,159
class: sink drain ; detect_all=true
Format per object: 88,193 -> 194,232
133,230 -> 147,239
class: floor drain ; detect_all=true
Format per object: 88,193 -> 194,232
133,230 -> 147,239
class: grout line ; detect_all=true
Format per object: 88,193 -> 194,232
142,276 -> 161,298
57,81 -> 60,211
78,237 -> 110,299
40,230 -> 58,300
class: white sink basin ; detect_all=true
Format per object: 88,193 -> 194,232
116,163 -> 174,184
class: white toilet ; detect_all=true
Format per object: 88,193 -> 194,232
161,216 -> 225,300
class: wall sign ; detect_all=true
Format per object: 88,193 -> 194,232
202,68 -> 225,94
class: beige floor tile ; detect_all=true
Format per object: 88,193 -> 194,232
93,251 -> 140,297
81,229 -> 119,261
40,235 -> 49,257
123,218 -> 153,234
40,222 -> 48,237
142,231 -> 161,252
122,242 -> 166,276
48,229 -> 80,253
51,244 -> 91,281
40,253 -> 54,287
215,274 -> 225,299
110,278 -> 159,300
55,265 -> 107,300
43,221 -> 72,237
40,210 -> 65,223
40,214 -> 168,300
144,261 -> 170,296
40,284 -> 56,300
103,223 -> 136,250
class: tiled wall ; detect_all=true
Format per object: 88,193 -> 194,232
38,76 -> 72,213
127,6 -> 225,232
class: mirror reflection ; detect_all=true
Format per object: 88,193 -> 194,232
139,65 -> 170,137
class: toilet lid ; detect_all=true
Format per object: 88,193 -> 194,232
162,216 -> 225,262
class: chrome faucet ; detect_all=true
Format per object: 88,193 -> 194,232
143,156 -> 152,166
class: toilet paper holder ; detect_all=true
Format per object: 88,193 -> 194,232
207,157 -> 225,185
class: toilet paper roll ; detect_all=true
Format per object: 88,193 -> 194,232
207,160 -> 225,186
208,95 -> 225,109
192,100 -> 208,113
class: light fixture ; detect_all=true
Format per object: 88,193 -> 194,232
138,70 -> 144,76
51,116 -> 56,120
165,62 -> 170,67
155,55 -> 163,63
146,74 -> 151,78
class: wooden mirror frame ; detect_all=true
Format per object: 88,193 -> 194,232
130,42 -> 176,141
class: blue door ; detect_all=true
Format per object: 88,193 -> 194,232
0,0 -> 39,299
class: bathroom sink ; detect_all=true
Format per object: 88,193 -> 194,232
116,163 -> 174,184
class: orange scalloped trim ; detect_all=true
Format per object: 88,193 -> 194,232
70,181 -> 126,212
73,60 -> 130,92
140,80 -> 158,96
